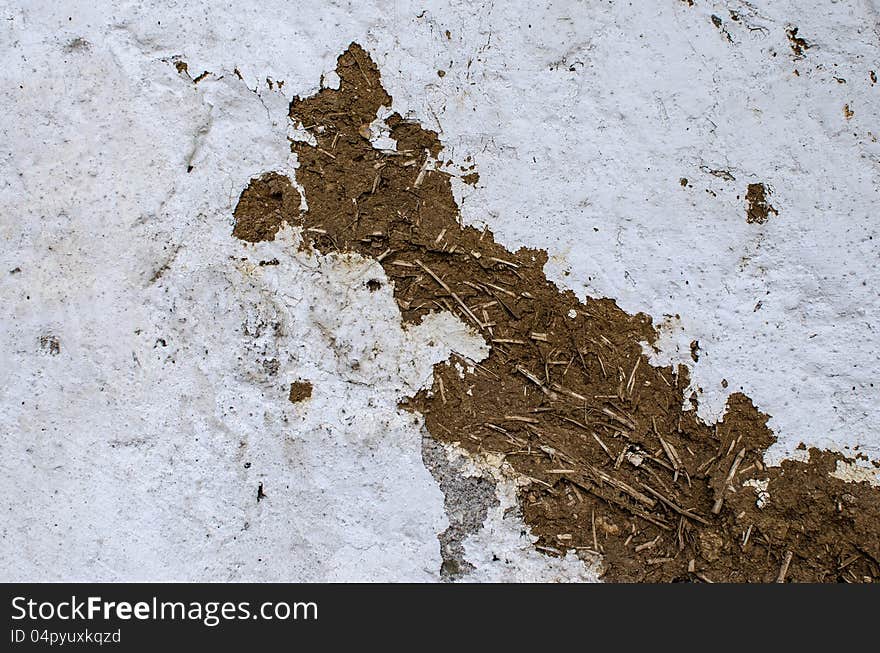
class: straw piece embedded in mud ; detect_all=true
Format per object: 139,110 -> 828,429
634,534 -> 661,552
776,550 -> 794,583
413,150 -> 430,187
592,432 -> 614,460
640,483 -> 710,526
414,258 -> 484,330
515,365 -> 560,401
712,447 -> 747,515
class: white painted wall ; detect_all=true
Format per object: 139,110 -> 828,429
1,0 -> 877,581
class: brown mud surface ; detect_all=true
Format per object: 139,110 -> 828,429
233,43 -> 880,582
232,172 -> 299,242
288,381 -> 313,403
786,27 -> 811,58
745,183 -> 777,224
461,172 -> 480,186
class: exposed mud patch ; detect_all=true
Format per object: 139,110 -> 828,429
39,334 -> 61,356
235,43 -> 880,582
786,27 -> 810,58
461,172 -> 480,186
745,183 -> 777,224
232,172 -> 299,242
288,381 -> 312,403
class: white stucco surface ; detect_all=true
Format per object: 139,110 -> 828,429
1,0 -> 877,581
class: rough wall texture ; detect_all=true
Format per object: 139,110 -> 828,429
1,0 -> 878,581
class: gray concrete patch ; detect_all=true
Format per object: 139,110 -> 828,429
421,435 -> 498,580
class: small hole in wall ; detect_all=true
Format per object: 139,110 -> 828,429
366,279 -> 382,292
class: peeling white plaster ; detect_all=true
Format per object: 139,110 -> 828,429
1,0 -> 878,581
831,460 -> 880,488
367,106 -> 399,151
743,478 -> 771,509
